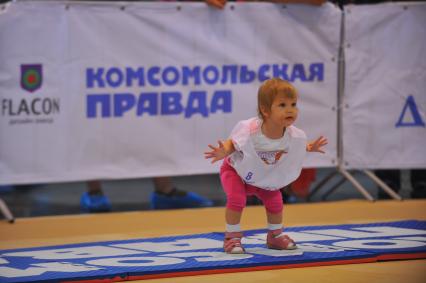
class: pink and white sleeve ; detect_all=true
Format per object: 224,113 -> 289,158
229,119 -> 252,151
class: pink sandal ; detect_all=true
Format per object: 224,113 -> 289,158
266,229 -> 297,250
224,231 -> 245,254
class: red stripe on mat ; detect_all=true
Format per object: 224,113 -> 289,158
128,257 -> 377,281
378,252 -> 426,261
63,277 -> 126,283
64,253 -> 426,283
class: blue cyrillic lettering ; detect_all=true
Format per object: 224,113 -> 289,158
137,93 -> 158,116
258,64 -> 270,82
162,66 -> 180,86
202,65 -> 219,85
86,68 -> 105,88
87,94 -> 111,118
182,66 -> 201,85
240,65 -> 256,83
308,63 -> 324,81
396,95 -> 426,127
147,66 -> 161,86
211,90 -> 232,113
273,64 -> 289,81
161,92 -> 183,115
290,64 -> 307,82
106,68 -> 124,88
221,65 -> 238,84
185,91 -> 208,118
126,67 -> 145,87
114,93 -> 136,117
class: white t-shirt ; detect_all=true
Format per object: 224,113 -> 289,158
251,129 -> 289,165
229,117 -> 307,191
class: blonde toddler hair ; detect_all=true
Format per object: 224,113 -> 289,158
257,78 -> 298,119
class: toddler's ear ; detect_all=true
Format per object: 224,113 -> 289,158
260,106 -> 270,118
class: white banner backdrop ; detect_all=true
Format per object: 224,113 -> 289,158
0,1 -> 339,184
343,2 -> 426,169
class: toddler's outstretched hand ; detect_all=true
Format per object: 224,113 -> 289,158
205,0 -> 227,9
204,140 -> 229,163
307,136 -> 328,153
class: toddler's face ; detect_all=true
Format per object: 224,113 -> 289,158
265,92 -> 298,128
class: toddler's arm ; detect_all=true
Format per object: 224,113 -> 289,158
204,139 -> 235,163
307,136 -> 328,153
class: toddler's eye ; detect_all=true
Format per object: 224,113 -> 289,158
292,103 -> 297,107
279,103 -> 286,107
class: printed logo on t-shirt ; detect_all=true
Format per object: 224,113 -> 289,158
257,150 -> 287,165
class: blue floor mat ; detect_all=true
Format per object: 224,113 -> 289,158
0,220 -> 425,283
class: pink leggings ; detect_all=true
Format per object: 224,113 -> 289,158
220,159 -> 283,214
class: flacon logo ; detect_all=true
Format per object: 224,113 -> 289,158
1,64 -> 59,125
20,64 -> 42,93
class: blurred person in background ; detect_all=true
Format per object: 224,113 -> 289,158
375,170 -> 426,200
81,178 -> 213,212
